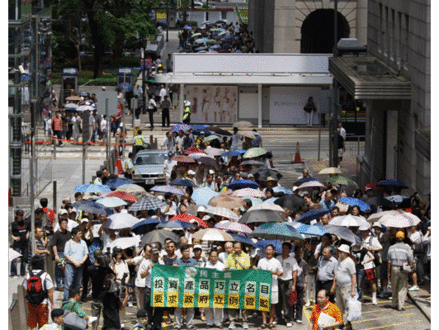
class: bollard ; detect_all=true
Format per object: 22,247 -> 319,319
17,284 -> 28,330
53,181 -> 57,213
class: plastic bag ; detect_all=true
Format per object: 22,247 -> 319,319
347,295 -> 362,321
288,290 -> 298,306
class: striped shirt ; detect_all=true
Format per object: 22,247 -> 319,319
316,256 -> 337,281
387,242 -> 413,266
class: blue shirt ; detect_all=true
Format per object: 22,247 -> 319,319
64,239 -> 89,264
319,199 -> 335,211
173,257 -> 198,267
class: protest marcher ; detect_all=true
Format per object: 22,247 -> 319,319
308,290 -> 343,330
292,246 -> 308,324
62,287 -> 89,324
315,246 -> 337,303
204,249 -> 226,328
50,218 -> 71,291
124,152 -> 135,179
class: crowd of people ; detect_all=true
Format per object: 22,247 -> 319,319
11,126 -> 431,330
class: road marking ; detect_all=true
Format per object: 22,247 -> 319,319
361,305 -> 414,314
352,312 -> 416,323
357,319 -> 422,330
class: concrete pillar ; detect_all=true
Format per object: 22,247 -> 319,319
356,0 -> 368,45
258,84 -> 262,128
179,83 -> 185,123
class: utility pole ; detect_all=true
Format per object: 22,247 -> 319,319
331,0 -> 340,167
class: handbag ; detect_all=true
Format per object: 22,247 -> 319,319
288,290 -> 298,306
63,310 -> 88,330
401,263 -> 412,274
303,105 -> 311,113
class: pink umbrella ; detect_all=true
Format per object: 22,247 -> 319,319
232,188 -> 265,198
216,221 -> 252,235
296,181 -> 326,189
205,148 -> 224,157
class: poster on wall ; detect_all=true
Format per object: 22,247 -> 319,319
186,86 -> 238,124
270,87 -> 321,125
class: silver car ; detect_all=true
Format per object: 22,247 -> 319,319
132,150 -> 169,186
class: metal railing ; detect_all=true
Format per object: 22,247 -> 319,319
345,135 -> 365,156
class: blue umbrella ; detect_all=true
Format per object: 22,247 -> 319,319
273,187 -> 293,195
171,124 -> 191,132
191,188 -> 219,206
157,220 -> 197,230
191,124 -> 210,131
229,233 -> 255,247
385,195 -> 409,204
339,197 -> 371,212
183,25 -> 192,30
128,198 -> 167,211
252,222 -> 303,241
131,218 -> 161,235
242,197 -> 264,206
150,185 -> 185,195
73,200 -> 113,215
106,178 -> 135,190
254,239 -> 294,254
75,184 -> 112,193
221,149 -> 246,157
118,82 -> 133,93
295,209 -> 330,224
170,179 -> 197,187
294,177 -> 324,186
228,180 -> 260,190
209,45 -> 221,51
376,179 -> 408,189
264,197 -> 279,204
288,223 -> 327,236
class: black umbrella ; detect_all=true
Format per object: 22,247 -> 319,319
214,129 -> 232,137
238,209 -> 286,224
139,229 -> 180,247
254,169 -> 283,181
365,197 -> 393,208
324,225 -> 362,245
274,195 -> 306,212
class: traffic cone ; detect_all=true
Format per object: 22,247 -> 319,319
294,142 -> 301,163
115,159 -> 125,175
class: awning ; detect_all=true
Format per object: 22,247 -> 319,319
329,57 -> 411,99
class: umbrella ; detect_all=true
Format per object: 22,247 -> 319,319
171,155 -> 196,163
243,148 -> 268,159
274,195 -> 306,211
150,185 -> 185,195
215,221 -> 252,235
194,38 -> 208,44
106,191 -> 138,203
240,160 -> 265,167
358,222 -> 371,231
209,45 -> 222,51
273,186 -> 293,195
252,222 -> 303,241
105,178 -> 135,190
170,214 -> 207,227
289,223 -> 328,236
131,218 -> 161,235
75,184 -> 112,193
205,148 -> 223,157
264,197 -> 279,204
170,179 -> 197,187
233,121 -> 253,128
240,131 -> 256,139
366,210 -> 402,223
204,135 -> 220,142
324,225 -> 362,245
96,197 -> 127,208
191,33 -> 202,38
295,209 -> 330,224
197,156 -> 218,167
376,179 -> 408,189
326,176 -> 358,187
242,196 -> 264,206
338,197 -> 371,212
66,95 -> 82,101
73,200 -> 113,215
189,153 -> 213,160
171,124 -> 191,132
247,202 -> 285,212
365,197 -> 393,208
228,180 -> 260,190
254,169 -> 283,181
205,206 -> 239,221
229,233 -> 255,247
192,228 -> 234,241
293,177 -> 324,186
213,129 -> 232,136
104,213 -> 139,230
254,240 -> 289,254
221,150 -> 246,157
232,188 -> 265,198
330,215 -> 369,227
296,181 -> 326,189
118,82 -> 133,93
116,184 -> 147,194
109,237 -> 141,250
128,198 -> 167,211
157,220 -> 197,230
184,147 -> 207,155
379,211 -> 421,228
210,28 -> 224,32
183,25 -> 192,30
238,209 -> 286,224
9,248 -> 22,262
318,167 -> 343,175
191,188 -> 219,206
206,39 -> 218,45
140,229 -> 180,246
385,195 -> 409,204
208,195 -> 245,209
65,103 -> 79,109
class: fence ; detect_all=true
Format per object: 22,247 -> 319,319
345,135 -> 365,156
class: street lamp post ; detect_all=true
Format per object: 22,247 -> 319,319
166,1 -> 169,42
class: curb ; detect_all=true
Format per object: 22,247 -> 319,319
407,291 -> 431,322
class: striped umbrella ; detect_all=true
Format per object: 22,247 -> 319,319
128,198 -> 167,211
338,197 -> 371,212
96,197 -> 127,208
243,147 -> 268,159
150,185 -> 185,195
232,188 -> 265,198
326,176 -> 358,187
191,188 -> 219,206
106,191 -> 139,203
379,211 -> 421,228
205,206 -> 239,221
75,184 -> 112,193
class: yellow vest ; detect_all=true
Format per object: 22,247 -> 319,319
134,135 -> 144,146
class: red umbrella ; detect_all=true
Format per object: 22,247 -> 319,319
171,155 -> 196,163
106,191 -> 139,203
184,147 -> 207,155
365,182 -> 386,191
170,214 -> 208,227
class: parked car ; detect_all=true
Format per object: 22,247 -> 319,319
132,149 -> 169,186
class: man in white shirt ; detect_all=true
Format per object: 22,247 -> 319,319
126,245 -> 151,311
257,245 -> 283,328
219,241 -> 233,264
204,249 -> 226,328
163,158 -> 177,184
275,242 -> 298,327
159,85 -> 168,103
161,131 -> 175,156
230,127 -> 242,151
175,130 -> 185,155
337,122 -> 346,141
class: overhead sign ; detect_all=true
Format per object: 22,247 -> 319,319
62,68 -> 78,76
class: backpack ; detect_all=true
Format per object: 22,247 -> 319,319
26,270 -> 48,306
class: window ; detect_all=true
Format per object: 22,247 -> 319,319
221,11 -> 227,20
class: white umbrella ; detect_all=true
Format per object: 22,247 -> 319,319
232,188 -> 265,198
205,206 -> 239,221
240,131 -> 256,140
367,210 -> 402,223
329,215 -> 369,227
296,181 -> 326,189
109,236 -> 141,250
205,148 -> 224,157
247,202 -> 285,212
104,213 -> 139,230
318,167 -> 343,175
9,248 -> 22,262
379,211 -> 421,228
188,153 -> 214,160
96,197 -> 127,208
215,221 -> 252,235
65,103 -> 78,109
192,228 -> 234,241
76,105 -> 95,112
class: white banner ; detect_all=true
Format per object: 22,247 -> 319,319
269,87 -> 321,125
186,86 -> 238,124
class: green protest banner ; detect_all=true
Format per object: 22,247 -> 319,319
150,265 -> 272,311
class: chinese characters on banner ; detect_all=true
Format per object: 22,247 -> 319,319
151,265 -> 272,311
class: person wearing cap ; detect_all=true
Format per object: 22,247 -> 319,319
186,169 -> 198,186
53,210 -> 79,233
196,131 -> 207,148
330,244 -> 357,330
10,209 -> 30,277
39,309 -> 65,330
133,129 -> 148,156
132,309 -> 148,330
387,230 -> 414,311
140,246 -> 165,330
193,244 -> 207,267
